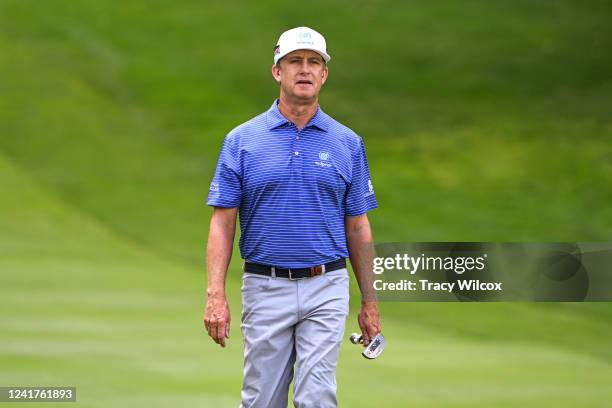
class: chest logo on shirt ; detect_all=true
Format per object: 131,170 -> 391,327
315,152 -> 332,168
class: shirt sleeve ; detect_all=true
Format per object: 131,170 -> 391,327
345,137 -> 378,216
206,134 -> 242,208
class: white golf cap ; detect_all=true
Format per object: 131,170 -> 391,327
274,26 -> 331,65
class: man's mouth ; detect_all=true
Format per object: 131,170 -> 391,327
296,80 -> 313,85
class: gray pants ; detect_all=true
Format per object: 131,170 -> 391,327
240,268 -> 350,408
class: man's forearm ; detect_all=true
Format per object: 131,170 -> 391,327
206,208 -> 237,296
346,215 -> 377,303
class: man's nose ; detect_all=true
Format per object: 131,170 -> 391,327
298,60 -> 311,73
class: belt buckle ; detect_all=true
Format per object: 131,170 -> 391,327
310,265 -> 324,277
288,269 -> 304,280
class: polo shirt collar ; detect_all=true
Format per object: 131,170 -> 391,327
266,99 -> 329,132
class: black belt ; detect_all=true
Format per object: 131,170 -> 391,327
244,258 -> 346,280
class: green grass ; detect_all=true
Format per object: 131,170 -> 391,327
1,0 -> 612,406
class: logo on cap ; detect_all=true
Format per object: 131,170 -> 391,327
298,32 -> 312,40
274,45 -> 280,55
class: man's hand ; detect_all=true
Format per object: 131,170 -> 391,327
204,292 -> 231,347
357,301 -> 381,346
346,214 -> 381,346
204,207 -> 237,348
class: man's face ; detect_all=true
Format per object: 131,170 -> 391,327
272,50 -> 328,102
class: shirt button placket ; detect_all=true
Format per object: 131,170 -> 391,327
293,126 -> 302,176
293,126 -> 301,157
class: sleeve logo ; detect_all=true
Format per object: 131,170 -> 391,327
364,179 -> 375,197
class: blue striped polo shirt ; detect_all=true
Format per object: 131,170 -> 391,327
207,99 -> 377,268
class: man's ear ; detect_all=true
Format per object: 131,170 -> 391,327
271,64 -> 281,84
321,65 -> 329,86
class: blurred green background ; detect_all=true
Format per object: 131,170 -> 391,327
1,0 -> 612,406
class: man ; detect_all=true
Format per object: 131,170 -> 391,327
204,26 -> 381,408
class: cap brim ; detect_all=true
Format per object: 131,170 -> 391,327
275,46 -> 331,64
